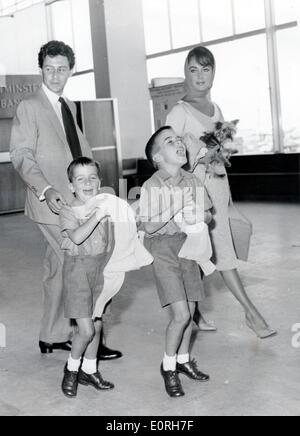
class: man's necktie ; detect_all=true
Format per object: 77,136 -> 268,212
59,97 -> 82,159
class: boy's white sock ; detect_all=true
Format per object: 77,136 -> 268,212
82,358 -> 97,375
177,353 -> 190,364
67,355 -> 81,372
163,353 -> 177,372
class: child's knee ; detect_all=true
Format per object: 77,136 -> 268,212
79,325 -> 95,343
173,311 -> 191,327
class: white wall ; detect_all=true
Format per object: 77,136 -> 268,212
0,3 -> 47,75
104,0 -> 152,160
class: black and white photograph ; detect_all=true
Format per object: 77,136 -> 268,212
0,0 -> 300,418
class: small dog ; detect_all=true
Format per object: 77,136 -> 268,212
200,119 -> 239,167
182,120 -> 239,176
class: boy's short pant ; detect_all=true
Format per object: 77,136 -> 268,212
144,233 -> 205,308
63,253 -> 109,319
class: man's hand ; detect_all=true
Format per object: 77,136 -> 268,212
45,188 -> 66,214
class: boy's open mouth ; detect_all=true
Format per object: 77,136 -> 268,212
83,189 -> 94,195
176,147 -> 186,156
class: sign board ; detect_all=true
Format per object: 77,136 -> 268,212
0,75 -> 42,119
149,82 -> 185,130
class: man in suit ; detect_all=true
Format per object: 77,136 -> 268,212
10,40 -> 122,360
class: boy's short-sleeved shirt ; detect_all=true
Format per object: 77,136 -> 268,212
59,205 -> 112,256
139,168 -> 212,237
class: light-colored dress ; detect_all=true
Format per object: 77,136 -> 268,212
166,100 -> 238,271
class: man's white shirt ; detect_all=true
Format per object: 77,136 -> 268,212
39,84 -> 68,201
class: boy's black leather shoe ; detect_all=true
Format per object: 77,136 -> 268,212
97,344 -> 123,361
160,364 -> 185,398
176,359 -> 210,382
39,341 -> 72,354
78,370 -> 114,390
61,365 -> 78,398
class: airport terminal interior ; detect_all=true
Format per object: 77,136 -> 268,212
0,0 -> 300,417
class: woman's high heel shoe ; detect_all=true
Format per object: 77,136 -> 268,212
39,341 -> 72,354
198,317 -> 218,332
245,314 -> 277,339
193,310 -> 217,332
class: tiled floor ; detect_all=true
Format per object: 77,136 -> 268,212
0,203 -> 300,416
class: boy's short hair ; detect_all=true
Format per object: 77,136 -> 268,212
145,126 -> 172,169
38,40 -> 76,70
187,45 -> 215,69
67,157 -> 101,182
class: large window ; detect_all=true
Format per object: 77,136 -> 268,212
276,27 -> 300,152
0,0 -> 96,100
212,36 -> 273,155
143,0 -> 300,155
0,0 -> 43,16
47,0 -> 95,100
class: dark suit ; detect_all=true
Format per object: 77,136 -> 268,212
10,88 -> 93,342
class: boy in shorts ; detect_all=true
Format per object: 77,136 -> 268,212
59,157 -> 114,398
139,127 -> 212,398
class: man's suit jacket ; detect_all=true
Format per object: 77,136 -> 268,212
10,89 -> 93,225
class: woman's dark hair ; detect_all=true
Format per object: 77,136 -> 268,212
67,157 -> 101,182
187,45 -> 215,69
38,40 -> 76,70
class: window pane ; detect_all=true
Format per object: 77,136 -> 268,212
277,27 -> 300,152
142,0 -> 171,54
49,1 -> 74,51
0,2 -> 47,74
234,0 -> 265,33
200,0 -> 233,41
0,0 -> 43,15
147,51 -> 188,83
71,0 -> 94,72
212,35 -> 273,154
17,0 -> 33,10
169,0 -> 201,48
274,0 -> 299,25
64,73 -> 96,101
0,0 -> 16,15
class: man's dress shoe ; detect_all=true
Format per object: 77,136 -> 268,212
61,365 -> 78,398
97,344 -> 123,361
176,359 -> 210,382
39,341 -> 72,354
78,370 -> 114,390
160,364 -> 185,398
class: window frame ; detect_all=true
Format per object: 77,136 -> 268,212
45,0 -> 95,81
144,0 -> 299,154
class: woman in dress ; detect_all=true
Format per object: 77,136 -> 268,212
166,45 -> 276,339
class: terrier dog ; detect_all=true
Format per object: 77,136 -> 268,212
183,120 -> 239,177
200,120 -> 239,167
